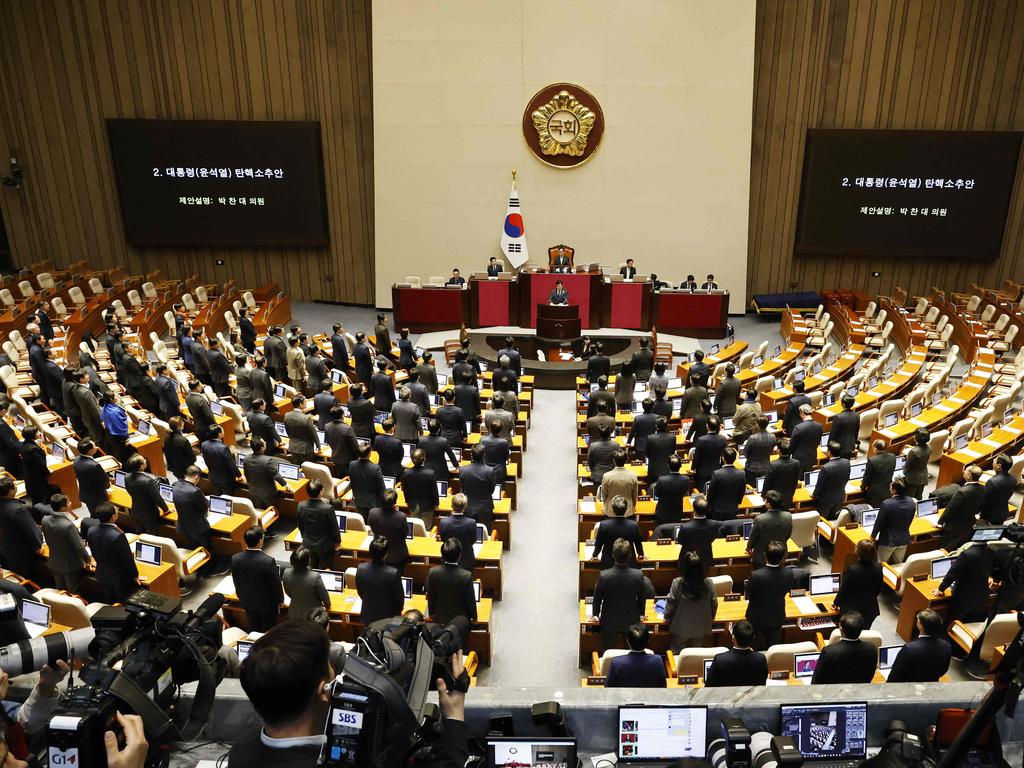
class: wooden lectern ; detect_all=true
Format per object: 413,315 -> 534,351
536,303 -> 581,340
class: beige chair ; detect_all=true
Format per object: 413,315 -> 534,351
948,612 -> 1022,662
990,313 -> 1011,337
856,408 -> 879,443
993,325 -> 1018,353
876,399 -> 905,429
226,495 -> 279,530
0,288 -> 16,308
339,511 -> 366,532
883,549 -> 947,595
927,429 -> 950,462
137,533 -> 210,596
765,641 -> 818,672
33,588 -> 105,629
112,299 -> 128,319
427,275 -> 445,287
195,285 -> 210,303
18,280 -> 34,299
675,647 -> 729,677
222,626 -> 249,648
754,375 -> 774,393
88,277 -> 104,295
408,517 -> 429,538
594,648 -> 658,676
709,575 -> 733,597
911,297 -> 928,317
404,275 -> 423,288
806,390 -> 824,408
926,324 -> 954,353
181,293 -> 197,312
344,567 -> 358,589
224,310 -> 238,331
866,321 -> 893,350
807,321 -> 833,348
50,296 -> 70,320
824,628 -> 883,649
791,510 -> 820,561
862,301 -> 877,322
865,309 -> 888,335
127,289 -> 143,309
142,281 -> 159,299
921,306 -> 940,326
36,272 -> 55,290
301,461 -> 348,499
68,286 -> 87,306
736,351 -> 755,370
242,291 -> 257,310
963,294 -> 982,315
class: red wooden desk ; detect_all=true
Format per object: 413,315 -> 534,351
519,272 -> 601,328
601,280 -> 651,329
470,277 -> 518,326
392,285 -> 470,332
653,290 -> 729,337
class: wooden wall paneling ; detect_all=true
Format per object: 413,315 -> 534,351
0,0 -> 375,305
749,0 -> 1024,306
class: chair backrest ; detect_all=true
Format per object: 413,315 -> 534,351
765,641 -> 818,672
33,588 -> 93,629
980,304 -> 997,323
856,408 -> 879,440
164,310 -> 176,336
88,277 -> 104,295
981,613 -> 1024,662
18,280 -> 34,298
736,351 -> 755,370
301,461 -> 338,499
195,285 -> 209,303
927,429 -> 949,462
224,310 -> 237,329
863,301 -> 877,320
896,549 -> 946,595
1003,325 -> 1019,345
243,291 -> 257,309
677,646 -> 728,677
404,275 -> 423,288
138,533 -> 188,579
599,648 -> 654,676
965,295 -> 981,313
874,309 -> 888,327
142,281 -> 158,299
789,511 -> 819,549
0,288 -> 15,307
36,272 -> 55,290
112,299 -> 128,318
826,628 -> 883,649
51,296 -> 67,317
923,306 -> 939,325
709,575 -> 733,597
127,289 -> 142,308
877,398 -> 905,423
345,567 -> 357,589
68,286 -> 86,305
913,297 -> 928,315
181,293 -> 197,311
339,511 -> 366,532
232,299 -> 243,316
756,340 -> 769,358
427,276 -> 445,287
408,517 -> 428,538
754,376 -> 774,393
812,305 -> 824,322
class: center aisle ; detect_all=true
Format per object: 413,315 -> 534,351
478,389 -> 582,688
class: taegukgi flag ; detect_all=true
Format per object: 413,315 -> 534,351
499,175 -> 529,269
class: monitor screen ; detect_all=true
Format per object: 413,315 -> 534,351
894,455 -> 905,472
861,509 -> 878,530
335,513 -> 348,534
794,652 -> 820,678
210,400 -> 224,416
823,393 -> 836,407
21,599 -> 50,627
51,443 -> 65,460
383,476 -> 396,491
486,737 -> 577,768
742,520 -> 754,540
402,576 -> 413,599
879,645 -> 902,670
316,570 -> 344,593
158,483 -> 174,502
331,369 -> 344,384
137,419 -> 151,435
436,480 -> 449,497
135,542 -> 162,566
113,470 -> 127,489
274,384 -> 286,398
703,658 -> 714,680
982,421 -> 994,437
402,443 -> 413,460
666,377 -> 682,390
794,129 -> 1022,260
752,356 -> 763,367
278,462 -> 300,481
209,495 -> 232,516
884,412 -> 899,427
474,581 -> 482,602
710,344 -> 720,354
849,460 -> 867,480
911,402 -> 923,417
236,640 -> 254,662
106,118 -> 328,246
405,520 -> 414,539
476,525 -> 486,544
810,573 -> 841,596
436,373 -> 449,387
274,421 -> 288,437
779,702 -> 868,761
971,526 -> 1004,543
917,497 -> 938,518
820,432 -> 830,447
755,476 -> 765,493
616,706 -> 707,761
955,433 -> 969,450
930,556 -> 955,580
805,470 -> 820,487
491,485 -> 502,501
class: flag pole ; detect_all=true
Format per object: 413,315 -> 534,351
511,168 -> 517,190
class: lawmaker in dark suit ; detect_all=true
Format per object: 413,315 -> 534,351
871,477 -> 916,564
348,443 -> 386,517
325,404 -> 360,479
0,401 -> 23,477
124,454 -> 168,535
762,439 -> 802,509
401,449 -> 440,528
691,419 -> 727,489
586,377 -> 616,418
480,421 -> 510,485
745,541 -> 804,649
651,456 -> 691,526
886,610 -> 951,683
356,536 -> 406,625
834,538 -> 884,628
811,611 -> 877,685
437,388 -> 470,446
238,309 -> 257,353
425,538 -> 477,650
243,437 -> 284,510
185,382 -> 217,441
980,454 -> 1015,524
486,257 -> 503,277
591,496 -> 645,570
618,259 -> 637,279
746,490 -> 793,568
296,479 -> 341,569
862,440 -> 897,507
707,447 -> 746,521
782,381 -> 810,435
705,620 -> 769,687
87,502 -> 139,604
644,418 -> 677,482
743,418 -> 776,483
41,494 -> 90,594
312,381 -> 337,431
163,417 -> 197,479
230,526 -> 282,631
812,442 -> 850,520
207,339 -> 233,397
154,365 -> 181,420
789,405 -> 823,474
202,426 -> 241,495
458,444 -> 497,529
591,539 -> 655,652
329,324 -> 350,372
438,494 -> 478,572
370,361 -> 396,413
627,399 -> 658,460
353,333 -> 374,383
497,338 -> 522,376
374,421 -> 406,480
902,427 -> 932,499
585,345 -> 610,384
419,421 -> 458,480
19,429 -> 52,505
587,426 -> 618,486
676,496 -> 721,570
938,465 -> 985,550
606,624 -> 667,688
171,466 -> 214,556
714,365 -> 741,419
368,490 -> 409,571
72,438 -> 110,515
492,356 -> 519,394
830,394 -> 860,459
548,282 -> 569,304
348,384 -> 377,440
284,398 -> 320,465
936,539 -> 995,626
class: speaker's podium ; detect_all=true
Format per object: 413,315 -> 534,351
536,303 -> 581,340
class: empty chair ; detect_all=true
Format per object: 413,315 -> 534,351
856,408 -> 879,441
876,398 -> 905,428
224,310 -> 237,330
807,321 -> 833,348
112,299 -> 128,319
754,376 -> 774,394
884,549 -> 947,595
790,511 -> 820,560
924,314 -> 949,339
18,280 -> 34,298
127,289 -> 143,309
911,297 -> 928,316
181,293 -> 197,312
338,511 -> 366,532
142,281 -> 158,299
945,418 -> 974,452
68,286 -> 86,306
195,285 -> 210,303
979,304 -> 997,324
232,299 -> 243,317
765,641 -> 818,672
865,309 -> 888,334
922,306 -> 940,326
862,301 -> 877,321
88,277 -> 104,295
408,517 -> 429,538
736,351 -> 755,370
226,495 -> 279,530
927,429 -> 949,462
404,275 -> 423,288
137,533 -> 210,595
50,296 -> 69,320
164,310 -> 177,337
300,461 -> 347,500
709,575 -> 733,597
32,588 -> 104,629
675,647 -> 728,678
427,275 -> 445,287
0,288 -> 15,308
866,321 -> 893,350
36,273 -> 55,290
243,291 -> 257,309
993,325 -> 1018,353
756,340 -> 769,358
948,612 -> 1022,662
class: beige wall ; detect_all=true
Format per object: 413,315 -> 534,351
373,0 -> 755,313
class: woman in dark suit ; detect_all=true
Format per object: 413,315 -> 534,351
834,538 -> 884,628
282,547 -> 331,620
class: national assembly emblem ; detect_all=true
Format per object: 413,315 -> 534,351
522,83 -> 604,169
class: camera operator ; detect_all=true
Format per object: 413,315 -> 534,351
0,662 -> 70,738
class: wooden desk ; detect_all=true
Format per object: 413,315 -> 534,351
760,344 -> 866,413
813,347 -> 927,430
828,517 -> 940,572
737,344 -> 805,387
937,414 -> 1024,486
897,577 -> 951,640
677,340 -> 748,379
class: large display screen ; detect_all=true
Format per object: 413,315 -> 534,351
795,130 -> 1021,259
107,119 -> 328,246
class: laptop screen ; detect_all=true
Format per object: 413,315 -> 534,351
793,652 -> 819,678
114,470 -> 127,489
137,419 -> 151,435
710,344 -> 720,354
779,702 -> 868,761
972,526 -> 1004,543
930,556 -> 955,580
955,433 -> 969,450
849,460 -> 867,480
879,645 -> 901,670
742,520 -> 754,540
330,368 -> 344,384
474,581 -> 482,602
278,462 -> 300,481
861,508 -> 878,530
274,384 -> 286,398
755,476 -> 765,493
823,393 -> 836,407
911,401 -> 923,417
804,470 -> 820,487
703,658 -> 714,680
236,640 -> 254,661
135,542 -> 162,565
486,737 -> 577,768
210,400 -> 224,416
50,443 -> 66,461
209,495 -> 232,516
476,524 -> 486,544
491,485 -> 501,501
436,480 -> 449,497
158,483 -> 174,502
274,421 -> 288,437
884,412 -> 899,427
402,576 -> 413,599
383,476 -> 396,490
917,497 -> 938,518
21,599 -> 50,627
436,373 -> 449,387
616,706 -> 708,761
335,513 -> 348,533
810,573 -> 841,596
316,570 -> 344,593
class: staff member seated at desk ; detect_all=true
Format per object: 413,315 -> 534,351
619,259 -> 637,279
486,257 -> 503,277
446,268 -> 466,287
706,620 -> 769,687
548,280 -> 569,305
700,274 -> 719,290
811,611 -> 878,685
605,623 -> 667,688
886,609 -> 951,683
679,274 -> 698,291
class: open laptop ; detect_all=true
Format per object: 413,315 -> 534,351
210,400 -> 224,416
113,470 -> 127,489
793,651 -> 819,683
822,393 -> 836,407
954,433 -> 969,450
209,495 -> 233,518
436,373 -> 449,388
910,401 -> 924,417
860,508 -> 879,530
158,483 -> 174,503
702,658 -> 714,681
274,421 -> 288,438
804,469 -> 820,488
883,412 -> 899,428
755,476 -> 765,493
236,639 -> 254,662
274,384 -> 287,399
137,419 -> 151,436
779,702 -> 868,766
473,581 -> 482,602
278,462 -> 300,481
916,497 -> 939,525
878,645 -> 902,679
486,736 -> 577,768
848,460 -> 867,480
20,599 -> 51,639
930,556 -> 955,581
810,573 -> 841,597
330,368 -> 345,384
436,480 -> 449,497
401,576 -> 413,599
135,541 -> 162,566
616,705 -> 707,764
315,570 -> 345,593
383,476 -> 397,491
742,520 -> 754,540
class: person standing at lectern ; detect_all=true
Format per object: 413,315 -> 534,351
620,259 -> 637,279
549,281 -> 569,305
552,247 -> 571,272
446,268 -> 466,287
486,257 -> 503,277
680,274 -> 698,291
701,274 -> 719,290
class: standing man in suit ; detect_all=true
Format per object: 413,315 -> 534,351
834,539 -> 884,628
789,404 -> 823,474
692,417 -> 727,490
458,444 -> 497,529
481,395 -> 515,440
415,354 -> 440,398
425,538 -> 477,650
438,493 -> 477,572
356,536 -> 405,625
705,620 -> 768,687
486,256 -> 503,277
592,496 -> 645,570
585,344 -> 610,385
452,373 -> 480,430
938,465 -> 985,550
606,624 -> 667,688
587,424 -> 618,485
353,332 -> 374,384
747,490 -> 793,568
707,447 -> 747,521
390,387 -> 422,442
349,442 -> 386,519
73,437 -> 110,516
862,440 -> 897,507
631,338 -> 654,383
548,281 -> 569,304
368,490 -> 409,572
872,477 -> 916,564
935,536 -> 995,629
590,539 -> 655,652
87,502 -> 139,603
164,416 -> 198,479
0,399 -> 24,478
480,419 -> 510,485
373,313 -> 394,361
207,338 -> 232,397
886,610 -> 952,683
306,356 -> 330,402
125,454 -> 168,535
312,380 -> 336,431
497,338 -> 521,376
202,425 -> 240,496
243,437 -> 283,510
676,496 -> 721,571
903,427 -> 931,500
284,396 -> 320,465
153,363 -> 182,420
645,417 -> 677,481
0,477 -> 43,580
41,494 -> 90,593
325,403 -> 359,480
191,332 -> 212,386
374,420 -> 405,480
619,259 -> 638,280
419,419 -> 458,482
731,390 -> 761,444
782,381 -> 810,436
186,380 -> 217,442
652,455 -> 691,526
745,541 -> 803,649
679,374 -> 707,420
601,450 -> 639,517
810,611 -> 877,685
586,399 -> 616,442
238,307 -> 257,354
714,364 -> 741,419
981,454 -> 1015,524
743,415 -> 776,484
831,394 -> 861,459
19,426 -> 53,506
172,465 -> 219,574
286,336 -> 306,393
627,398 -> 658,459
370,360 -> 396,414
813,441 -> 851,520
264,326 -> 288,382
586,376 -> 616,419
434,386 -> 468,449
329,323 -> 350,373
246,399 -> 281,454
492,355 -> 519,394
762,439 -> 801,509
689,351 -> 711,389
250,357 -> 275,411
230,526 -> 282,631
406,369 -> 432,415
348,384 -> 376,442
297,479 -> 340,569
